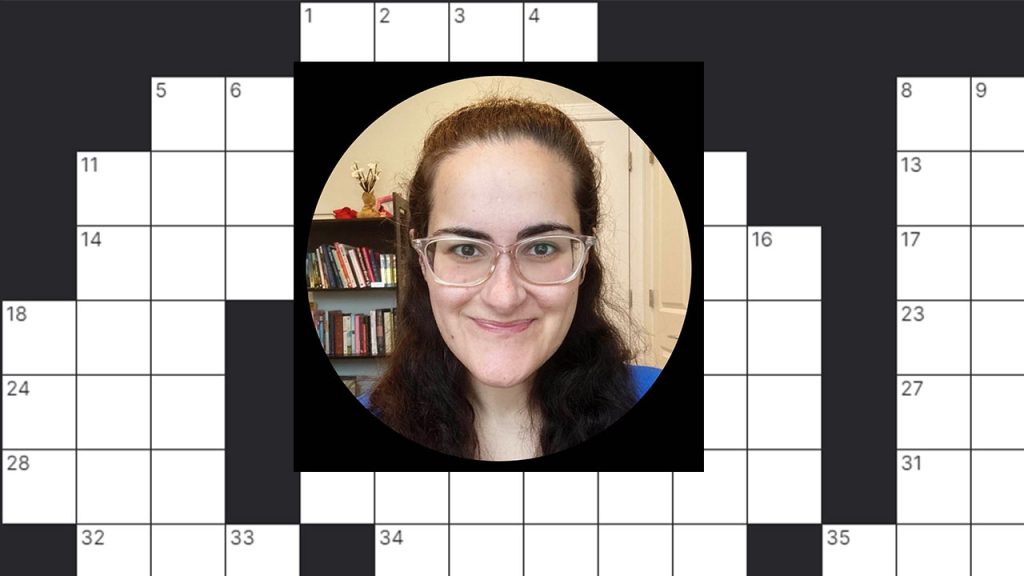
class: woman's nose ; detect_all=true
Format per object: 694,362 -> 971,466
480,251 -> 527,310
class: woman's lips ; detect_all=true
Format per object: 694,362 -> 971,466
472,318 -> 534,334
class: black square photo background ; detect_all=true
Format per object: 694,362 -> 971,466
294,62 -> 701,471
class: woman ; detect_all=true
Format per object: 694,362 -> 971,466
364,95 -> 659,460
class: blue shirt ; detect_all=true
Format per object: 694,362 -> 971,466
358,364 -> 661,413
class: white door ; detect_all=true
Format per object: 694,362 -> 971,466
648,153 -> 690,367
576,119 -> 632,344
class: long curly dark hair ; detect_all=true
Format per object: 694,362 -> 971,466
370,95 -> 639,459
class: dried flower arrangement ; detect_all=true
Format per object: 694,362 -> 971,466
352,161 -> 382,218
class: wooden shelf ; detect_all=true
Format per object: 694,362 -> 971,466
308,286 -> 397,292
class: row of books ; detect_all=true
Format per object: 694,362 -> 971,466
312,307 -> 396,358
307,243 -> 397,289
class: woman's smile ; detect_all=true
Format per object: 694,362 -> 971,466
471,317 -> 535,334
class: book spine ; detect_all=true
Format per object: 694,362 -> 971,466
343,314 -> 352,356
347,247 -> 366,288
376,308 -> 385,356
339,243 -> 356,288
363,314 -> 370,355
370,248 -> 382,286
360,246 -> 375,285
316,248 -> 327,289
370,310 -> 378,356
332,243 -> 352,288
332,310 -> 345,356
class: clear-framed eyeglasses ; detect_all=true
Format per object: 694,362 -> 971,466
411,233 -> 597,287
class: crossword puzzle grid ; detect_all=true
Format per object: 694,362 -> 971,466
0,74 -> 693,575
300,2 -> 598,62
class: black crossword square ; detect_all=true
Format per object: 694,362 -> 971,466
293,62 -> 701,471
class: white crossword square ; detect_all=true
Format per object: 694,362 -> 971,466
151,77 -> 225,151
151,152 -> 225,225
77,151 -> 150,226
225,226 -> 293,300
376,525 -> 448,576
450,3 -> 523,62
973,227 -> 1024,299
703,152 -> 747,225
972,451 -> 1024,523
300,2 -> 374,62
897,376 -> 970,449
77,376 -> 150,449
524,525 -> 596,576
2,450 -> 76,524
77,525 -> 151,576
152,376 -> 225,449
152,301 -> 224,374
524,472 -> 597,524
523,3 -> 598,62
450,471 -> 523,523
450,525 -> 522,576
971,77 -> 1024,150
896,301 -> 969,375
748,376 -> 821,449
896,152 -> 970,225
675,451 -> 745,523
2,376 -> 75,449
704,226 -> 746,301
703,301 -> 746,375
972,525 -> 1024,576
226,525 -> 299,576
822,525 -> 895,576
748,450 -> 821,524
897,450 -> 969,523
897,525 -> 970,576
375,472 -> 449,523
896,226 -> 970,300
300,472 -> 374,524
77,450 -> 150,524
151,451 -> 225,524
896,77 -> 970,151
77,226 -> 151,300
972,302 -> 1024,374
2,301 -> 75,374
152,227 -> 225,300
226,152 -> 293,225
674,526 -> 746,576
972,152 -> 1024,225
599,526 -> 672,576
375,3 -> 449,62
152,525 -> 224,576
77,301 -> 150,375
972,376 -> 1024,449
704,376 -> 746,449
748,227 -> 821,300
598,472 -> 671,524
226,77 -> 293,151
748,302 -> 820,375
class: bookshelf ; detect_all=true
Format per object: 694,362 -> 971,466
307,194 -> 409,385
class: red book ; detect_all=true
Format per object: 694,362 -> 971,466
360,246 -> 375,284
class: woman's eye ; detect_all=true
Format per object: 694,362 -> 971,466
452,244 -> 481,257
527,242 -> 557,256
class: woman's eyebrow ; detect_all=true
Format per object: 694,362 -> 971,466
431,222 -> 575,242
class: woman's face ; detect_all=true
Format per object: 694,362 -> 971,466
421,138 -> 586,390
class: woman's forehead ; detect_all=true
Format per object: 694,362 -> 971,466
429,140 -> 580,237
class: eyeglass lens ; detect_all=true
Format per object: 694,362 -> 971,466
425,237 -> 583,285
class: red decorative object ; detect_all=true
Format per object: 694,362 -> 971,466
333,207 -> 358,219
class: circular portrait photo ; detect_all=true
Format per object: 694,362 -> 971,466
306,76 -> 689,461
